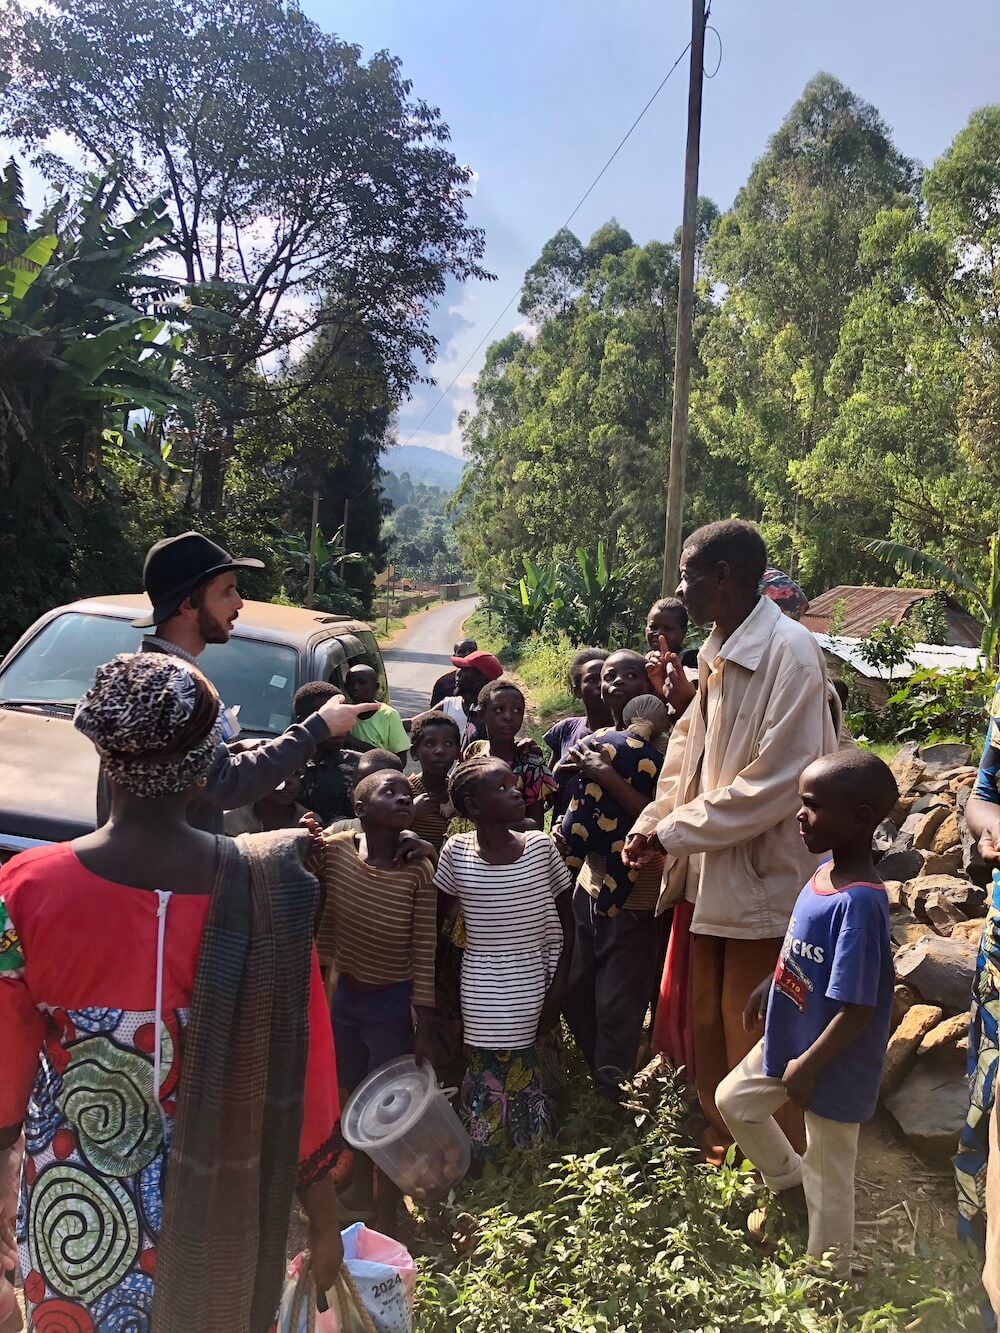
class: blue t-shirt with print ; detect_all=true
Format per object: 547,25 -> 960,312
762,870 -> 894,1123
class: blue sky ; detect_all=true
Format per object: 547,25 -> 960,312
303,0 -> 1000,458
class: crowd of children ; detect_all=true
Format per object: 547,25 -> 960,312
258,563 -> 907,1276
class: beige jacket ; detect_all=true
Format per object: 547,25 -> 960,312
631,596 -> 838,939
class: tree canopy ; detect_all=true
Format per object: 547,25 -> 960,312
3,0 -> 489,509
0,0 -> 488,641
455,75 -> 1000,629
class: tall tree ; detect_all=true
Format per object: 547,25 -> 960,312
457,222 -> 723,602
0,165 -> 201,641
797,105 -> 1000,588
694,73 -> 917,583
3,0 -> 489,509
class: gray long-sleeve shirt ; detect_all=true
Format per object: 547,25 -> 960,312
95,637 -> 329,834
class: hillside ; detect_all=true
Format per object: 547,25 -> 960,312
382,444 -> 465,491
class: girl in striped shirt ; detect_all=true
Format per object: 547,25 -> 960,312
434,756 -> 573,1164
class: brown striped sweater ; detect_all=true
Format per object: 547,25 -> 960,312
315,830 -> 437,1007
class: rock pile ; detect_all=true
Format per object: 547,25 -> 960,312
877,741 -> 988,1161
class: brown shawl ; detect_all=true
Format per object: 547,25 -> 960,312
152,829 -> 320,1332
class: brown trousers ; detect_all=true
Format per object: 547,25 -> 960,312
690,933 -> 805,1156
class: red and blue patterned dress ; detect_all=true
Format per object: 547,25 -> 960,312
0,843 -> 340,1331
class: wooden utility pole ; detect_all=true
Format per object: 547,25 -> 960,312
305,487 -> 320,607
661,0 -> 708,595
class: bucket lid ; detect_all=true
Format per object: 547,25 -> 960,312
341,1055 -> 438,1150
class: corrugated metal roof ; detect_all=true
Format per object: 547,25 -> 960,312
801,586 -> 936,638
812,634 -> 983,680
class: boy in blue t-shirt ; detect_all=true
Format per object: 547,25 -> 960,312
716,748 -> 899,1274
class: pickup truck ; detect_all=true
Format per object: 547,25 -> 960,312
0,595 -> 390,859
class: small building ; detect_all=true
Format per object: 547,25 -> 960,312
801,586 -> 983,650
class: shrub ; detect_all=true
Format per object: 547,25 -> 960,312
416,1068 -> 977,1331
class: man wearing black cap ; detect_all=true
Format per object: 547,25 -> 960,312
96,531 -> 375,834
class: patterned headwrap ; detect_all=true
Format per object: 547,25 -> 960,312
74,653 -> 223,798
759,568 -> 810,620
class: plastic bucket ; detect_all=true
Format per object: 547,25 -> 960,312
342,1056 -> 471,1201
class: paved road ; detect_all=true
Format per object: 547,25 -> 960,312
384,596 -> 480,719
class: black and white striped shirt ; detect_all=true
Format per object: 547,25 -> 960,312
434,831 -> 570,1048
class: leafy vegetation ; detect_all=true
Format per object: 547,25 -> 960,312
486,545 -> 640,647
0,0 -> 488,645
845,663 -> 995,748
456,76 -> 1000,622
417,1066 -> 979,1332
382,471 -> 467,586
864,536 -> 1000,666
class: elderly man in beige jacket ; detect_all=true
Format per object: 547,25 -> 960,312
624,520 -> 838,1158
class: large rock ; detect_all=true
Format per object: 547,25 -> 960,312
889,810 -> 926,855
891,916 -> 936,948
905,874 -> 978,920
890,794 -> 918,827
924,893 -> 967,936
874,819 -> 898,853
918,1011 -> 971,1056
918,849 -> 964,877
892,982 -> 922,1030
932,813 -> 961,855
919,742 -> 973,772
884,880 -> 905,908
891,742 -> 926,796
894,934 -> 978,1012
911,793 -> 951,815
881,1003 -> 942,1094
913,806 -> 952,851
878,848 -> 928,883
884,1054 -> 969,1160
950,918 -> 986,947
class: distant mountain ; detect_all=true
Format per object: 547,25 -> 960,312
382,444 -> 465,491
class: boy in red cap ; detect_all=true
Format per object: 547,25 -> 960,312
435,650 -> 504,749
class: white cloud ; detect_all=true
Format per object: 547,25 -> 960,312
399,370 -> 476,459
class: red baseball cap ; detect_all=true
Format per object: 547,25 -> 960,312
451,650 -> 504,681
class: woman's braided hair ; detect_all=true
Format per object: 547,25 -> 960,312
448,754 -> 502,818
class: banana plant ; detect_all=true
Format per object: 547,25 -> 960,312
487,556 -> 563,638
863,533 -> 1000,667
278,524 -> 368,614
553,541 -> 639,647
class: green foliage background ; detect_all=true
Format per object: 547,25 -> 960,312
456,76 -> 1000,627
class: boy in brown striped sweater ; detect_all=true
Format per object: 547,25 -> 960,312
316,768 -> 437,1233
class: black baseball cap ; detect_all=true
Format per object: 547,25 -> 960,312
132,531 -> 265,629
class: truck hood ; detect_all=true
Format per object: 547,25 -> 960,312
0,707 -> 98,843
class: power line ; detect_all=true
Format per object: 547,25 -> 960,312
402,36 -> 694,448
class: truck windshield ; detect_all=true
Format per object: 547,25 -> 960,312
0,614 -> 299,737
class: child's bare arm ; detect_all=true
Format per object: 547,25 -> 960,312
537,891 -> 574,1038
567,743 -> 650,821
781,1002 -> 876,1109
742,975 -> 774,1032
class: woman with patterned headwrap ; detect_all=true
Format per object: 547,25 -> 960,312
0,653 -> 373,1332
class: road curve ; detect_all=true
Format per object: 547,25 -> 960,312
384,595 -> 480,719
